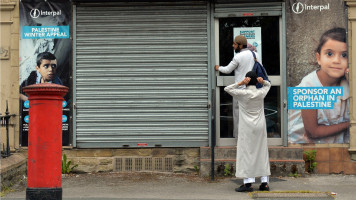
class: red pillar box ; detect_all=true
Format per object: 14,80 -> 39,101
23,83 -> 68,200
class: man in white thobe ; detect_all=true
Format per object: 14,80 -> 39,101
215,35 -> 258,138
224,71 -> 271,192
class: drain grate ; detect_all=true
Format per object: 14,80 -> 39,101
114,157 -> 174,172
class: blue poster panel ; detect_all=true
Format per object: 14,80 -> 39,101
287,0 -> 349,144
19,0 -> 72,146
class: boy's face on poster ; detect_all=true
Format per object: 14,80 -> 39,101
316,39 -> 348,80
36,59 -> 57,83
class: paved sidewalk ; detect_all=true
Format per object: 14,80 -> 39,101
2,172 -> 356,200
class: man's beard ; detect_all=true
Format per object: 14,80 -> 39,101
234,46 -> 241,53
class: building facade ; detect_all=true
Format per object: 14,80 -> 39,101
1,0 -> 356,175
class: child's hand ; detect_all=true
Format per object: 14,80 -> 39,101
238,77 -> 250,86
257,77 -> 264,84
345,68 -> 349,82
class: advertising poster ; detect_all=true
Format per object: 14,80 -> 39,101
19,0 -> 72,146
233,27 -> 262,61
287,0 -> 349,144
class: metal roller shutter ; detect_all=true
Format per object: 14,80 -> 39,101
74,1 -> 209,148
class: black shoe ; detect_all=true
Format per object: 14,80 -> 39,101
235,184 -> 253,192
259,182 -> 270,191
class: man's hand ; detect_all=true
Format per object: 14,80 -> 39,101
257,77 -> 264,84
238,77 -> 251,86
215,65 -> 220,71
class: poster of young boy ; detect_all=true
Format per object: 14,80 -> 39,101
19,0 -> 72,146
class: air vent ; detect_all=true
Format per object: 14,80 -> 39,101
114,157 -> 174,172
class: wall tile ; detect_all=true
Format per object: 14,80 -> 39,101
316,162 -> 330,174
343,148 -> 351,162
329,162 -> 344,174
315,148 -> 329,162
344,162 -> 356,174
329,148 -> 343,162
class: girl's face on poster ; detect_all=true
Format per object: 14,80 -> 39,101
316,39 -> 348,80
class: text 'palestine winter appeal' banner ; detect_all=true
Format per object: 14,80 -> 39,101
19,0 -> 72,146
286,0 -> 349,144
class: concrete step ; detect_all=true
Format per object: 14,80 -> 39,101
199,147 -> 305,177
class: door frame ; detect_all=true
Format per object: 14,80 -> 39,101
211,3 -> 287,147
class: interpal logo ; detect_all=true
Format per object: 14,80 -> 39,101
292,2 -> 304,14
30,9 -> 40,18
30,8 -> 62,18
292,2 -> 330,14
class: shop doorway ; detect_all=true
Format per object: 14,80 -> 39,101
215,16 -> 284,146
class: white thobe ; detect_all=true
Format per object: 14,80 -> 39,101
224,81 -> 271,178
218,49 -> 258,138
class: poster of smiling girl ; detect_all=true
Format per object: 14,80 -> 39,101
287,0 -> 349,144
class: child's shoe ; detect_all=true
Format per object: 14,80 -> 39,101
235,183 -> 253,192
259,182 -> 270,191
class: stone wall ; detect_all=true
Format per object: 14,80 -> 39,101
62,148 -> 200,174
0,0 -> 20,152
0,153 -> 27,190
345,0 -> 356,162
200,147 -> 306,177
